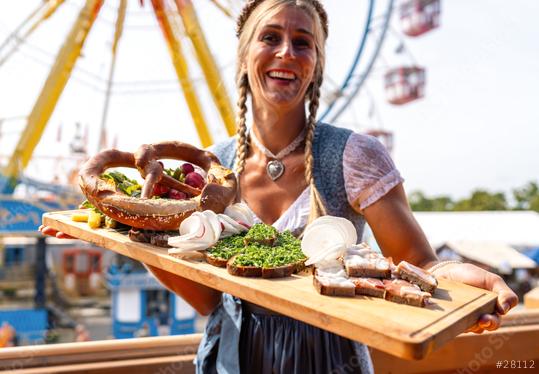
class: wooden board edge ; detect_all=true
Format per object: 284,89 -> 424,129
403,290 -> 498,359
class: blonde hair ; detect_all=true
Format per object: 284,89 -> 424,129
234,0 -> 328,222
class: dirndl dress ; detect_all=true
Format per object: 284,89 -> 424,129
195,293 -> 374,374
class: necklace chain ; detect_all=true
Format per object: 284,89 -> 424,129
250,128 -> 306,160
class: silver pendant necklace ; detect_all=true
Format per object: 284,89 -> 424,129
250,128 -> 306,181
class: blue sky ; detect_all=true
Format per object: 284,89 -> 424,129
0,0 -> 538,200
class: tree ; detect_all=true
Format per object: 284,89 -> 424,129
409,191 -> 454,211
512,181 -> 539,212
453,190 -> 508,211
409,181 -> 539,212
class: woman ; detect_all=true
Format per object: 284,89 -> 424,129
42,0 -> 518,372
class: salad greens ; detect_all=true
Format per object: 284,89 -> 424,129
101,171 -> 142,197
207,233 -> 247,260
244,223 -> 278,244
207,224 -> 306,268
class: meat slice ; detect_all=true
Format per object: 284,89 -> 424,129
383,279 -> 431,307
349,277 -> 386,298
343,247 -> 391,278
395,261 -> 438,293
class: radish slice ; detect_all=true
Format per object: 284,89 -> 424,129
170,212 -> 217,251
201,210 -> 223,242
179,214 -> 205,238
168,239 -> 212,252
224,203 -> 254,226
217,214 -> 246,237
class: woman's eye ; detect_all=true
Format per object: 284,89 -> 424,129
293,38 -> 311,48
261,33 -> 280,43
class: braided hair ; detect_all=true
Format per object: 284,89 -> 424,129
234,0 -> 329,222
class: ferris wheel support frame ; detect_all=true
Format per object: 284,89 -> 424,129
151,0 -> 214,147
0,0 -> 104,194
175,0 -> 236,137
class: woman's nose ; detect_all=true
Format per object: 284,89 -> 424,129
276,39 -> 294,59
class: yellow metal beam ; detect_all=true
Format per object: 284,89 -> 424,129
174,0 -> 236,136
151,0 -> 213,147
2,0 -> 104,189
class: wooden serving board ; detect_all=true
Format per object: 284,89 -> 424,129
43,210 -> 497,360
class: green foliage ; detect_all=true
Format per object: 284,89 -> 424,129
512,182 -> 539,211
409,180 -> 539,212
409,191 -> 454,211
453,190 -> 507,211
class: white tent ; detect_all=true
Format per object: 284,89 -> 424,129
436,240 -> 537,274
413,211 -> 539,248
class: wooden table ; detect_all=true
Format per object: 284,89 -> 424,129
43,210 -> 498,359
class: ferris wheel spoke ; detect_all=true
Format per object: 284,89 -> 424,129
322,0 -> 395,123
319,0 -> 375,122
0,0 -> 67,67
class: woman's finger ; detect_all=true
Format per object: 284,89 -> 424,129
39,225 -> 75,239
478,313 -> 501,330
56,231 -> 75,239
478,314 -> 493,329
466,324 -> 485,334
40,226 -> 59,237
484,314 -> 501,331
488,273 -> 519,315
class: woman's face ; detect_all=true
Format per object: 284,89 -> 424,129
245,6 -> 317,110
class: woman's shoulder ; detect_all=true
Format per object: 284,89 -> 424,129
342,131 -> 404,212
315,123 -> 387,156
345,131 -> 389,157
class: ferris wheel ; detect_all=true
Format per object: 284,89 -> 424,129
0,0 -> 398,197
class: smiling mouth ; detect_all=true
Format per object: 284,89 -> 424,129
267,70 -> 296,81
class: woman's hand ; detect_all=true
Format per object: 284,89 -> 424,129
38,225 -> 74,239
432,262 -> 519,334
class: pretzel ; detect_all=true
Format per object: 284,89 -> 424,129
78,142 -> 237,231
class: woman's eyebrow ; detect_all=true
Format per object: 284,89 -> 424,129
263,24 -> 314,37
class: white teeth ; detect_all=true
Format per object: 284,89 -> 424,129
268,71 -> 295,80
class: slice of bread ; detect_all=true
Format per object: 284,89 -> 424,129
261,263 -> 296,278
313,275 -> 356,297
226,255 -> 262,277
204,252 -> 229,268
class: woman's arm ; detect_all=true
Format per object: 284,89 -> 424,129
362,184 -> 437,267
361,184 -> 518,332
145,265 -> 222,316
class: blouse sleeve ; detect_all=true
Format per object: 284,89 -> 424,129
343,132 -> 404,212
